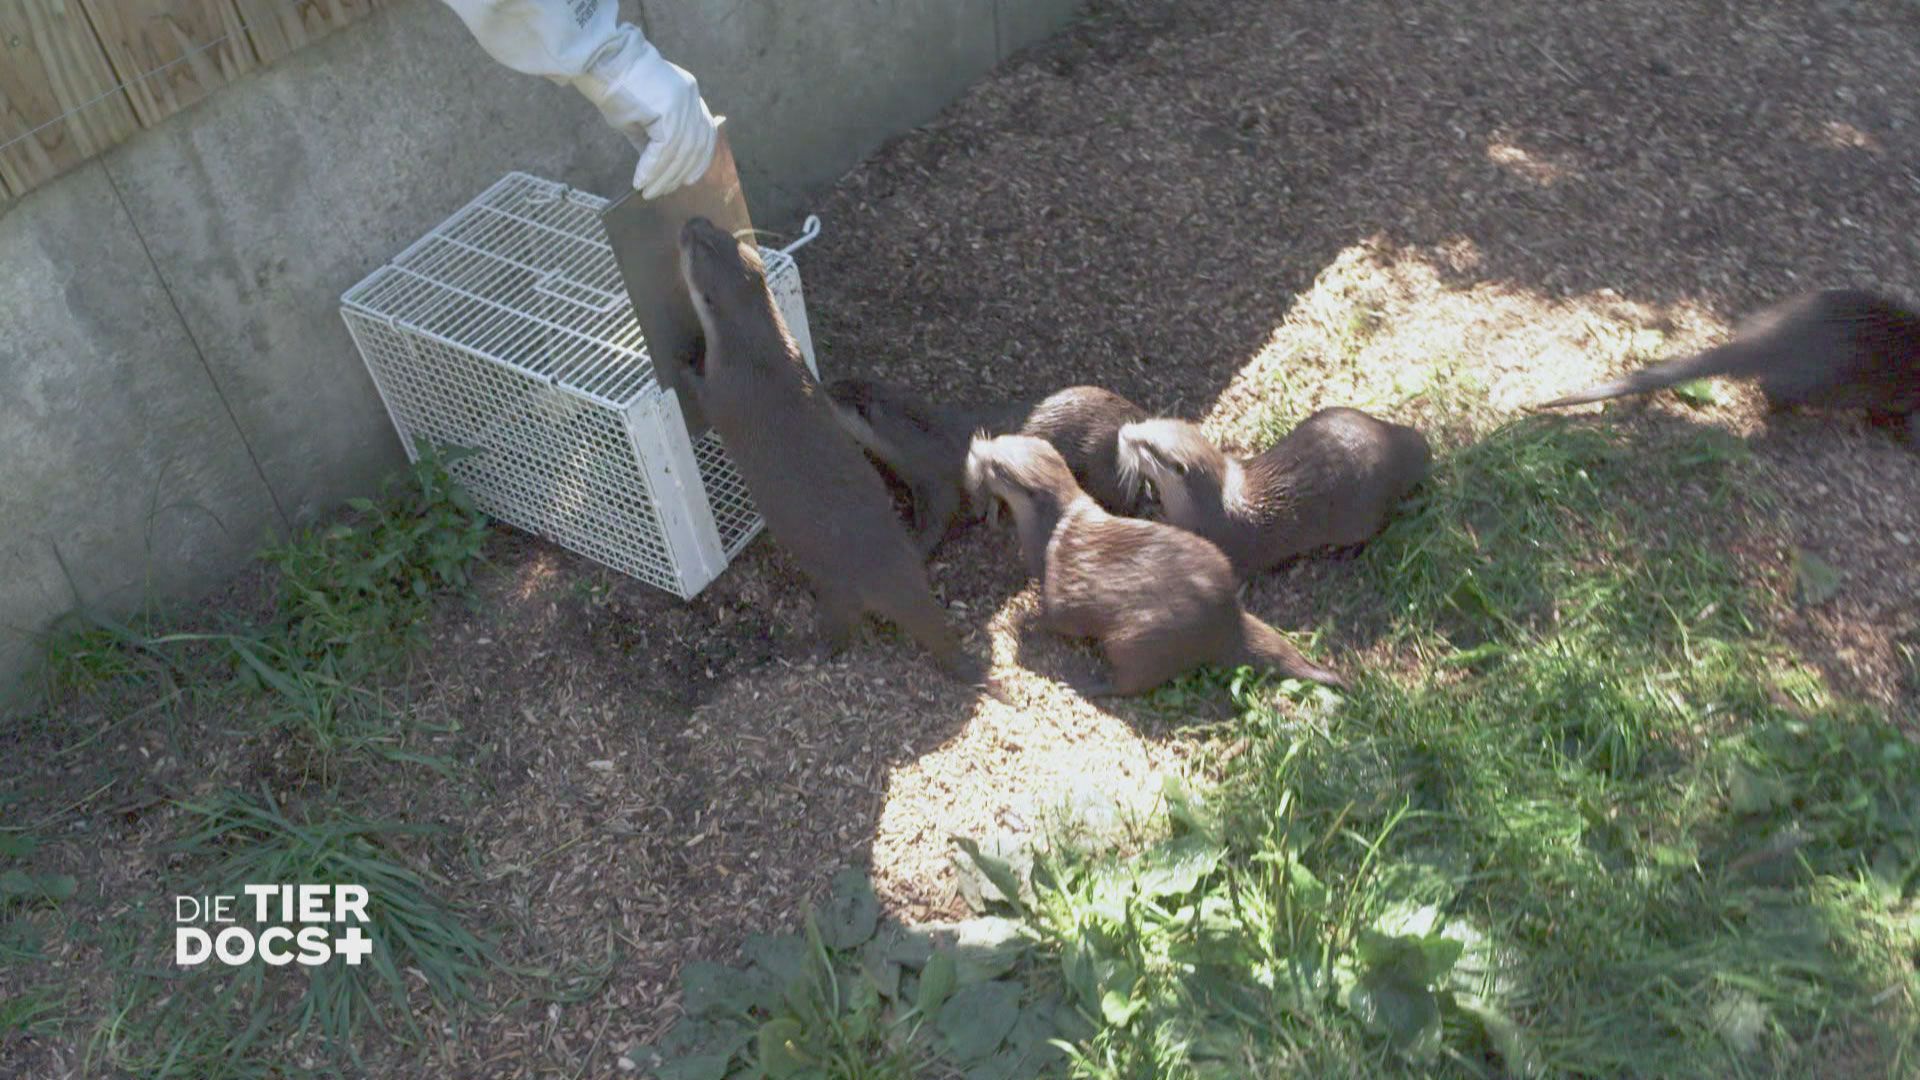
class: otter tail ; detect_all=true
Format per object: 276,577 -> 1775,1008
1532,342 -> 1753,409
1234,612 -> 1348,690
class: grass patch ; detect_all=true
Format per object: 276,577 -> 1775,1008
6,447 -> 499,1077
965,417 -> 1918,1077
256,443 -> 488,678
86,790 -> 491,1078
35,442 -> 487,769
637,869 -> 1076,1079
0,986 -> 69,1046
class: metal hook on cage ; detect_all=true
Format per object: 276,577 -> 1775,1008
780,215 -> 823,256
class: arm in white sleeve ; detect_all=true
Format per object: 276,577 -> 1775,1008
435,0 -> 719,198
436,0 -> 618,80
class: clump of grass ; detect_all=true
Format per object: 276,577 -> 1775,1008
87,789 -> 491,1078
637,868 -> 1070,1079
0,986 -> 68,1043
35,443 -> 488,765
981,416 -> 1918,1077
0,825 -> 76,1054
223,442 -> 487,757
39,616 -> 172,699
257,443 -> 488,678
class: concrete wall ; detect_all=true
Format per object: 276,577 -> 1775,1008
0,0 -> 1080,705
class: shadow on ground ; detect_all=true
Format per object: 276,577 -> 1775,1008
5,0 -> 1920,1073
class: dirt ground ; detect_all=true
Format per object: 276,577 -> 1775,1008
8,0 -> 1920,1074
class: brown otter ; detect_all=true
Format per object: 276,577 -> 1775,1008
1115,408 -> 1431,579
678,217 -> 995,692
824,379 -> 1148,556
963,433 -> 1347,697
1533,289 -> 1920,444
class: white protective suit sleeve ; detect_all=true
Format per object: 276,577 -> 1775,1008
435,0 -> 718,198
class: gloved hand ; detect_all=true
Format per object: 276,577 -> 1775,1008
436,1 -> 718,200
575,28 -> 720,199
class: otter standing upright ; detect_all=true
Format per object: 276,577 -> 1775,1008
676,218 -> 990,690
965,434 -> 1347,697
1117,408 -> 1431,579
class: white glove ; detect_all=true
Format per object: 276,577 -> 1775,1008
574,28 -> 720,199
437,0 -> 719,199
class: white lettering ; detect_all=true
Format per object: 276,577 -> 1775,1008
334,884 -> 369,924
213,927 -> 255,965
244,884 -> 278,922
332,926 -> 373,966
175,927 -> 211,965
296,926 -> 331,966
257,927 -> 294,966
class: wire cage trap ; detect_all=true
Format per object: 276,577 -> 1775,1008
339,172 -> 821,599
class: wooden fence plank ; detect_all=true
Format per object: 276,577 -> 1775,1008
0,0 -> 141,196
77,0 -> 257,128
233,0 -> 376,67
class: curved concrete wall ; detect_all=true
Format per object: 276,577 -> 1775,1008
0,0 -> 1079,705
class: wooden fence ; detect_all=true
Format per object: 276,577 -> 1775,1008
0,0 -> 381,198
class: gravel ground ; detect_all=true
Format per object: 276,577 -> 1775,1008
8,0 -> 1918,1073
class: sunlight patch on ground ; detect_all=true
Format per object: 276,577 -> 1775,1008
1816,119 -> 1880,153
869,590 -> 1183,922
867,239 -> 1772,923
1486,139 -> 1575,186
511,549 -> 565,603
1204,238 -> 1744,450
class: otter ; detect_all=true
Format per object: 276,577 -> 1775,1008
1115,408 -> 1431,579
1533,289 -> 1920,443
963,434 -> 1347,697
824,379 -> 1148,556
677,217 -> 995,693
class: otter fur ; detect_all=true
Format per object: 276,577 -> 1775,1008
678,218 -> 993,691
825,379 -> 1148,555
1534,289 -> 1920,443
1116,408 -> 1431,578
964,434 -> 1347,697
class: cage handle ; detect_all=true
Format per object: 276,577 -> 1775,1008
532,270 -> 626,315
779,215 -> 823,256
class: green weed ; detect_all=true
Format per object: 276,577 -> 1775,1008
0,986 -> 68,1042
976,417 -> 1917,1078
86,789 -> 491,1078
33,442 -> 487,768
257,443 -> 488,678
637,868 -> 1074,1079
39,616 -> 172,698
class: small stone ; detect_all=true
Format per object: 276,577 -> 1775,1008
617,1057 -> 637,1072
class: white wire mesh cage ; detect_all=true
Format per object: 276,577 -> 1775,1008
339,172 -> 820,599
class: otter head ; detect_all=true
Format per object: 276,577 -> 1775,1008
1115,419 -> 1228,521
678,217 -> 777,357
964,434 -> 1080,527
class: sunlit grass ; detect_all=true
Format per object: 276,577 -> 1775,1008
1006,408 -> 1919,1077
